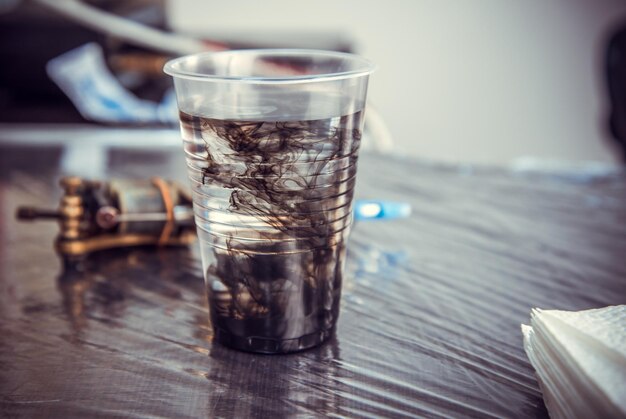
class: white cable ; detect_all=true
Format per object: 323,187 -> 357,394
33,0 -> 207,55
365,104 -> 394,153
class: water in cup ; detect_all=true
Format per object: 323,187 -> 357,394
181,109 -> 362,353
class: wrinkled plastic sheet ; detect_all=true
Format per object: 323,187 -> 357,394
1,144 -> 625,418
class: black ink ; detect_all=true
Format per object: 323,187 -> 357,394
180,110 -> 363,353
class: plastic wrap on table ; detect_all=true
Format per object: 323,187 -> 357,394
1,147 -> 625,418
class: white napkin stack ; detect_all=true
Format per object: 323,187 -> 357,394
522,305 -> 626,419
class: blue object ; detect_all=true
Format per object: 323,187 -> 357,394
353,200 -> 412,221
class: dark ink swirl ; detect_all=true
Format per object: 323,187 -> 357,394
180,110 -> 363,353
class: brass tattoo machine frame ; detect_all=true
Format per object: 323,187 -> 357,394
16,176 -> 197,257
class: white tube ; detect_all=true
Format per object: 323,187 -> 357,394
34,0 -> 206,55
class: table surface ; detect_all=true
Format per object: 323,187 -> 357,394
1,143 -> 625,418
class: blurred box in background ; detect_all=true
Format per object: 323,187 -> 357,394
0,0 -> 177,123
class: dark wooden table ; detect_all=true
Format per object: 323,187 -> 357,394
1,142 -> 625,418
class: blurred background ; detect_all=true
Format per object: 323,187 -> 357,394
2,0 -> 626,166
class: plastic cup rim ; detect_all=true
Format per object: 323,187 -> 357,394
164,48 -> 377,85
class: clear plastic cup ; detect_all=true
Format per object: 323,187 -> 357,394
164,49 -> 375,353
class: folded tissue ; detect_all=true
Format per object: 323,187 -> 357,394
522,305 -> 625,419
